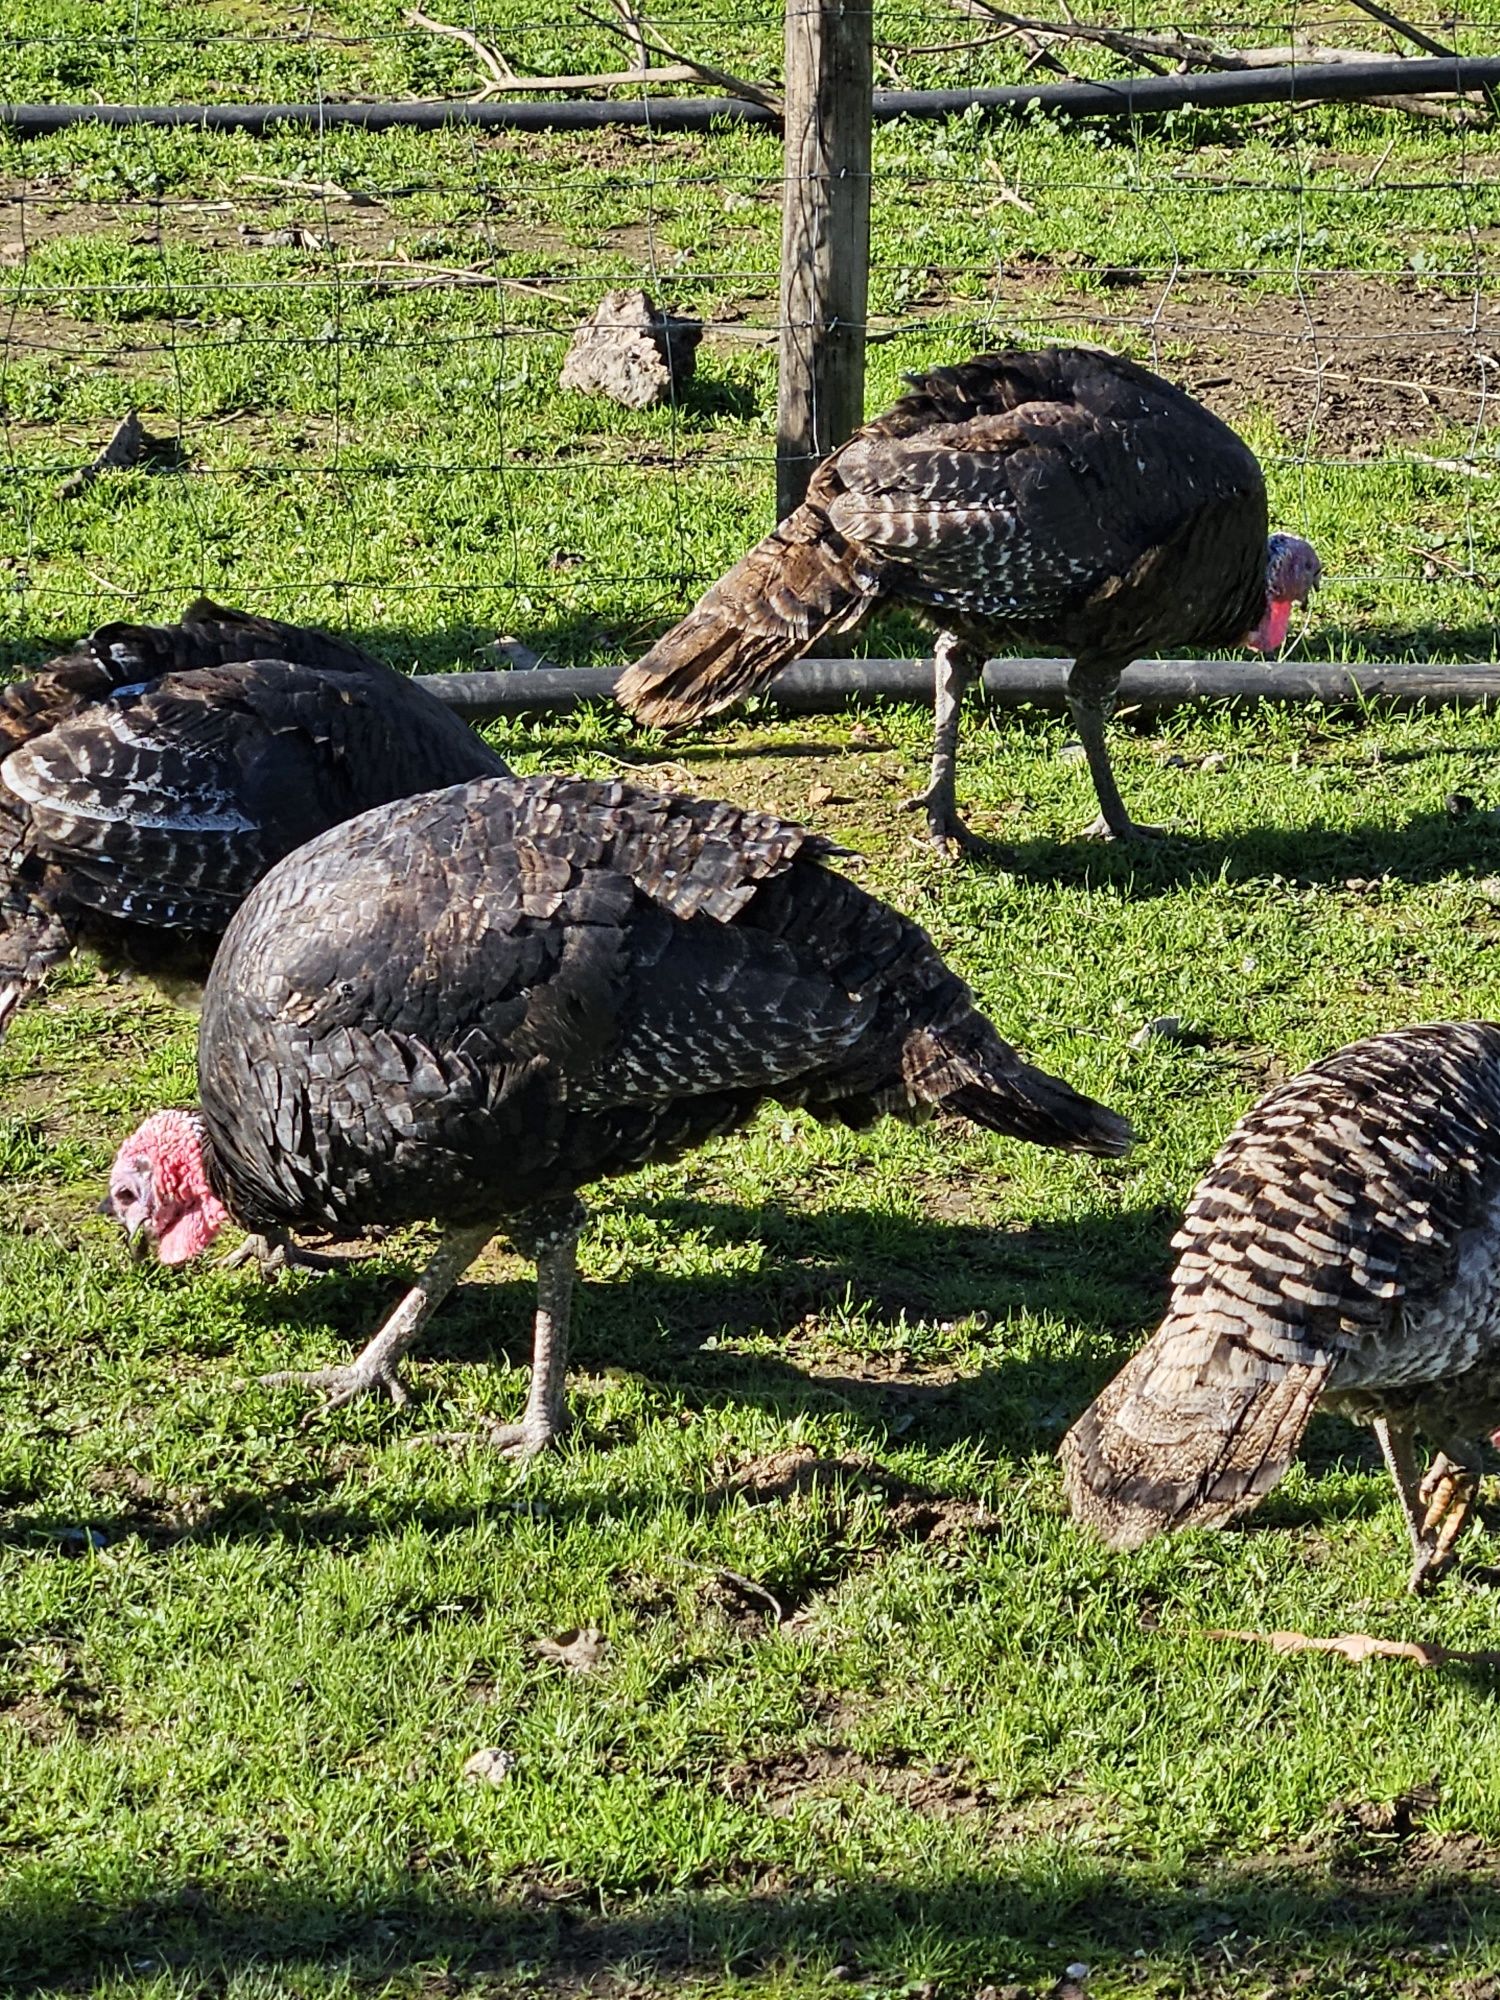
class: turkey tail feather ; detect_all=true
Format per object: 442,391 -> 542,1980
615,506 -> 871,728
903,1019 -> 1133,1158
1060,1327 -> 1333,1549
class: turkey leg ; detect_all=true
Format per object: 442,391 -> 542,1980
1068,658 -> 1163,842
901,631 -> 984,855
259,1222 -> 495,1409
484,1202 -> 585,1459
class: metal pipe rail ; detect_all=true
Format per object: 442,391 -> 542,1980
6,57 -> 1499,137
412,656 -> 1500,722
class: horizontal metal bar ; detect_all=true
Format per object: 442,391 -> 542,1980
4,58 -> 1499,139
412,656 -> 1500,721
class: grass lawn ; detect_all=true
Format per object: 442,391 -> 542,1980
8,6 -> 1500,1998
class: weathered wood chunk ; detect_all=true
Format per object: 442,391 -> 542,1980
559,288 -> 701,409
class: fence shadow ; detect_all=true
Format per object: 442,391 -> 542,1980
8,1845 -> 1500,1992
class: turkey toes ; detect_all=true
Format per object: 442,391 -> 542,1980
484,1415 -> 566,1459
1080,813 -> 1169,844
258,1361 -> 412,1410
899,790 -> 986,859
217,1233 -> 343,1278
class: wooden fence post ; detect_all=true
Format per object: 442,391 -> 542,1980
775,0 -> 873,522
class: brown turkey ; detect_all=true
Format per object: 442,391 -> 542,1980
0,597 -> 507,1035
615,346 -> 1321,851
1061,1023 -> 1500,1593
102,772 -> 1133,1455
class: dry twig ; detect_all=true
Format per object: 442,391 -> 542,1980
1209,1627 -> 1500,1668
405,7 -> 516,94
575,2 -> 782,112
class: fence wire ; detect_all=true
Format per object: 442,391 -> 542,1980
1,1 -> 1497,673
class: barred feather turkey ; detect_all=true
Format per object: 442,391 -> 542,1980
1061,1023 -> 1500,1592
104,772 -> 1133,1454
616,346 -> 1321,851
0,598 -> 507,1035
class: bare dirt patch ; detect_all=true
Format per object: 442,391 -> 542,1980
722,1739 -> 1001,1818
982,266 -> 1500,457
722,1446 -> 1002,1545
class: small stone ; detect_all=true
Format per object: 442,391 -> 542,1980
1480,877 -> 1500,904
462,1746 -> 517,1786
806,782 -> 834,807
533,1627 -> 610,1674
1199,750 -> 1228,771
484,635 -> 554,672
560,287 -> 701,410
1064,1967 -> 1089,1984
1058,742 -> 1087,765
1130,1014 -> 1186,1049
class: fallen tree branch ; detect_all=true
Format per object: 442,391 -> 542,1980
404,7 -> 516,95
947,0 -> 1486,116
575,1 -> 782,113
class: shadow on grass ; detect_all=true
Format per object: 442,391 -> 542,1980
7,1846 -> 1500,1993
982,805 -> 1500,897
3,1198 -> 1418,1559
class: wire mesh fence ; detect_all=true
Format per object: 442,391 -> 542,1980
1,1 -> 1498,675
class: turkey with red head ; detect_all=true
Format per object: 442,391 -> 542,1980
1,597 -> 508,1035
616,346 -> 1320,852
104,772 -> 1133,1454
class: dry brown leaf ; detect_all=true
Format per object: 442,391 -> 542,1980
533,1626 -> 610,1674
1209,1627 -> 1500,1668
806,783 -> 835,807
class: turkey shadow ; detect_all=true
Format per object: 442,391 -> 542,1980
11,1838 -> 1500,1994
0,1200 -> 1173,1560
983,805 -> 1500,899
220,1192 -> 1175,1436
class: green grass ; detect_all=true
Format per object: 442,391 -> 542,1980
13,706 -> 1500,1999
10,4 -> 1500,1995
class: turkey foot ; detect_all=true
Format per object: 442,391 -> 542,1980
259,1356 -> 411,1410
900,784 -> 986,858
217,1230 -> 342,1277
1079,812 -> 1169,844
1409,1449 -> 1483,1591
253,1224 -> 494,1427
483,1411 -> 569,1459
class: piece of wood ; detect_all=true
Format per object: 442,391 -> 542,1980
412,655 -> 1500,722
776,0 -> 873,520
559,288 -> 701,410
54,411 -> 145,500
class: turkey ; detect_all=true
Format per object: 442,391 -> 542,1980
0,597 -> 508,1035
1061,1023 -> 1500,1593
615,346 -> 1321,852
103,772 -> 1133,1455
